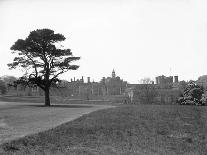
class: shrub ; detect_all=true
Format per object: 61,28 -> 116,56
177,81 -> 204,106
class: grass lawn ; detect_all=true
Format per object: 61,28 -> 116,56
0,102 -> 112,144
0,95 -> 114,105
0,104 -> 207,155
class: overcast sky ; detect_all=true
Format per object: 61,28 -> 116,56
1,0 -> 207,83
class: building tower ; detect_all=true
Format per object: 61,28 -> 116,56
155,77 -> 159,84
112,69 -> 116,78
87,77 -> 90,83
174,76 -> 178,83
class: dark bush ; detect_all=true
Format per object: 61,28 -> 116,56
177,81 -> 204,106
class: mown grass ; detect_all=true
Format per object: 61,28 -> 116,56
0,95 -> 114,105
0,104 -> 207,155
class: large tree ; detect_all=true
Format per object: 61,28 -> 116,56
8,29 -> 80,106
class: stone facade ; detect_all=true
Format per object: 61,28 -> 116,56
100,70 -> 127,95
69,70 -> 127,97
125,75 -> 181,104
155,75 -> 179,89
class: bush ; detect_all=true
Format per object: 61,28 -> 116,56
177,81 -> 205,106
200,95 -> 207,106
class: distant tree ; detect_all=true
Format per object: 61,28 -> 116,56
57,79 -> 70,88
178,80 -> 187,92
0,75 -> 17,93
8,29 -> 80,106
139,77 -> 153,84
0,80 -> 7,95
136,77 -> 157,104
1,76 -> 17,91
13,76 -> 33,90
1,75 -> 17,85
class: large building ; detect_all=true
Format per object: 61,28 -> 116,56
100,69 -> 127,95
156,75 -> 178,85
65,69 -> 127,98
125,75 -> 181,104
155,75 -> 179,89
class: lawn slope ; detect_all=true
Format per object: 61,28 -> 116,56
0,104 -> 207,155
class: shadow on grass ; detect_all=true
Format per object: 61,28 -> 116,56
24,104 -> 94,108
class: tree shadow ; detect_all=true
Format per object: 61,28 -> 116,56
24,104 -> 93,108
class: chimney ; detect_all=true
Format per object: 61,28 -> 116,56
174,76 -> 178,83
87,77 -> 90,83
156,77 -> 159,84
102,77 -> 106,84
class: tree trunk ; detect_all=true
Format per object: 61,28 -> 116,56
44,87 -> 50,106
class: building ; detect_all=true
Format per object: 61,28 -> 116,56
100,69 -> 127,95
197,75 -> 207,89
125,75 -> 181,104
155,75 -> 179,89
63,69 -> 127,99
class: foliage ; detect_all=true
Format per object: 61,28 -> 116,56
8,29 -> 80,106
178,80 -> 187,92
0,80 -> 7,95
139,77 -> 153,84
1,76 -> 17,86
136,77 -> 157,104
183,81 -> 203,99
177,81 -> 205,105
0,76 -> 17,94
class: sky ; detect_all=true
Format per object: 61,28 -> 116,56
1,0 -> 207,83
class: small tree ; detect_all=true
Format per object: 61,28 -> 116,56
136,77 -> 157,104
139,77 -> 152,85
8,29 -> 80,106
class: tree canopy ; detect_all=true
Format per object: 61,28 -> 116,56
8,29 -> 80,106
135,77 -> 157,104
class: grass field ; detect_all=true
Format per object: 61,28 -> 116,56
0,104 -> 206,155
0,95 -> 114,105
